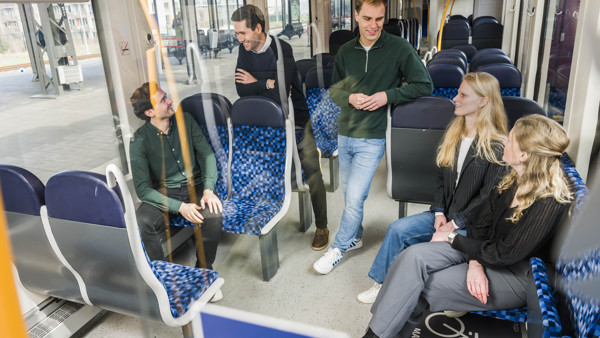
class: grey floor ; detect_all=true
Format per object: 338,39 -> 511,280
1,35 -> 430,337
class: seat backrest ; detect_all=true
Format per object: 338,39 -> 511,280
472,16 -> 498,27
45,170 -> 164,320
229,97 -> 288,203
0,165 -> 86,303
329,30 -> 354,55
295,59 -> 317,86
440,21 -> 470,49
472,22 -> 503,50
387,96 -> 455,202
180,93 -> 232,200
472,47 -> 507,59
477,64 -> 522,96
433,49 -> 468,65
305,67 -> 340,158
383,22 -> 402,36
312,52 -> 335,68
450,44 -> 478,61
427,63 -> 465,99
469,53 -> 512,72
501,96 -> 547,129
449,14 -> 468,23
427,57 -> 467,72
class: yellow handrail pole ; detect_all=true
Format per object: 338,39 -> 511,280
0,188 -> 27,338
437,0 -> 451,51
449,0 -> 456,16
410,0 -> 418,20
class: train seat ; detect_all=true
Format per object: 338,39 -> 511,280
295,58 -> 317,89
329,30 -> 354,55
502,96 -> 547,128
476,63 -> 522,96
440,21 -> 470,50
386,96 -> 455,218
305,66 -> 341,192
43,167 -> 223,329
469,53 -> 512,72
222,96 -> 292,281
427,63 -> 465,99
427,57 -> 467,73
312,53 -> 335,68
180,93 -> 232,200
0,165 -> 86,304
472,47 -> 507,59
472,22 -> 503,50
450,44 -> 478,61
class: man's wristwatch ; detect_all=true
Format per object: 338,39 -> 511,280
447,231 -> 458,244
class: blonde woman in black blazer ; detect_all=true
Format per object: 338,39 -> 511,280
358,73 -> 508,304
364,115 -> 572,338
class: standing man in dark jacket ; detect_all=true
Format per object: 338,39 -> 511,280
232,5 -> 330,250
313,0 -> 433,274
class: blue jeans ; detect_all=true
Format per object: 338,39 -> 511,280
332,135 -> 385,253
368,212 -> 468,283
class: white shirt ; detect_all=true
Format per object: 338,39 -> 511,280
456,136 -> 474,186
253,34 -> 271,54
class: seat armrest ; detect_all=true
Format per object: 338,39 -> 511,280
530,257 -> 565,337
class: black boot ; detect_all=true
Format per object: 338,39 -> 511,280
363,327 -> 379,338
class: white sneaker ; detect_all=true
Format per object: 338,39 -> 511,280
346,238 -> 363,252
313,248 -> 344,274
357,282 -> 382,304
209,289 -> 223,303
443,311 -> 467,318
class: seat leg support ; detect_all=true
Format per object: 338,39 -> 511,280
298,190 -> 312,232
259,230 -> 279,281
398,201 -> 408,219
182,323 -> 193,338
328,156 -> 339,192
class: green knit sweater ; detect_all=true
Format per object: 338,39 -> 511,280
330,30 -> 433,139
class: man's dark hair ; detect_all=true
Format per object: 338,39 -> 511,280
355,0 -> 388,12
230,5 -> 265,32
130,82 -> 154,121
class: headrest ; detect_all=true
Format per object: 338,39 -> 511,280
427,57 -> 466,72
434,49 -> 468,63
305,67 -> 334,89
442,21 -> 470,36
472,22 -> 503,38
477,64 -> 522,88
231,96 -> 286,128
180,93 -> 231,126
449,15 -> 468,22
329,30 -> 355,45
312,53 -> 335,67
473,48 -> 507,59
473,17 -> 499,28
383,23 -> 402,36
0,165 -> 44,215
470,53 -> 512,71
427,64 -> 465,88
449,44 -> 478,59
502,96 -> 546,128
46,171 -> 126,228
392,96 -> 455,129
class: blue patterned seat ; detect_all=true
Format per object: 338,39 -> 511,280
221,96 -> 292,281
43,167 -> 223,328
180,93 -> 232,200
427,63 -> 464,100
305,66 -> 340,158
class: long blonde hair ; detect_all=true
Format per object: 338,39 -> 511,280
497,115 -> 573,222
436,72 -> 508,168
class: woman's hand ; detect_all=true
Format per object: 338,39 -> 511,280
434,214 -> 447,230
467,260 -> 489,304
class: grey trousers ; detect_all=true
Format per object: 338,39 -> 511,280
369,242 -> 529,338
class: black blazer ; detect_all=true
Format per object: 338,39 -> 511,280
430,139 -> 506,229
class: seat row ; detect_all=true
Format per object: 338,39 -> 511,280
0,164 -> 223,334
441,15 -> 503,50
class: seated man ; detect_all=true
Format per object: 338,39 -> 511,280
129,82 -> 223,273
231,5 -> 330,250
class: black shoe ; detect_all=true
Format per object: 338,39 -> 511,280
363,327 -> 379,338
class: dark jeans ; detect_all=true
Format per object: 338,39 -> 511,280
136,184 -> 222,269
298,122 -> 328,229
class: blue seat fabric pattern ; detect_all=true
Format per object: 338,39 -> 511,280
222,125 -> 287,235
151,260 -> 219,318
470,307 -> 527,323
306,87 -> 340,157
530,257 -> 563,337
432,87 -> 459,99
199,124 -> 229,199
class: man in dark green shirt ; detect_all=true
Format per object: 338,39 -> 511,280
129,82 -> 222,272
313,0 -> 432,275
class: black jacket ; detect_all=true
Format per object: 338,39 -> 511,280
430,140 -> 506,229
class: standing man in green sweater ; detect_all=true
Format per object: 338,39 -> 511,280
313,0 -> 432,274
129,82 -> 223,277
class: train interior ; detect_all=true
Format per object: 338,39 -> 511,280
1,0 -> 599,337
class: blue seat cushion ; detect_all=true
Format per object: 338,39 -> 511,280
306,88 -> 340,158
470,307 -> 527,323
222,198 -> 284,235
151,260 -> 219,318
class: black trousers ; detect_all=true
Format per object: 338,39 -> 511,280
136,184 -> 222,269
298,122 -> 328,229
